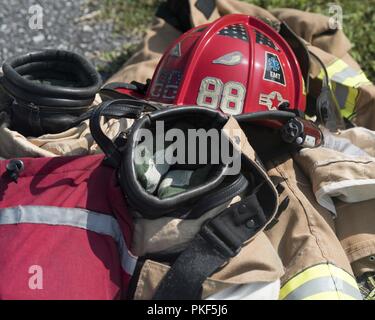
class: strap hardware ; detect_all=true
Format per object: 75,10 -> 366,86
200,222 -> 240,258
6,159 -> 24,183
200,193 -> 267,258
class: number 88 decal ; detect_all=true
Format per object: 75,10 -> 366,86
197,77 -> 246,115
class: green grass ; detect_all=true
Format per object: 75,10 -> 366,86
98,0 -> 375,82
98,0 -> 165,34
91,0 -> 164,77
98,42 -> 139,79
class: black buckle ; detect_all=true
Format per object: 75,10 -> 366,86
200,223 -> 240,258
280,117 -> 304,145
200,193 -> 268,258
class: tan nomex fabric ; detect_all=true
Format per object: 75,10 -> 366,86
131,117 -> 284,299
264,153 -> 361,300
295,147 -> 375,214
134,232 -> 283,300
237,121 -> 362,299
294,127 -> 375,280
0,95 -> 133,158
270,8 -> 352,58
335,199 -> 375,278
132,200 -> 231,256
336,126 -> 375,157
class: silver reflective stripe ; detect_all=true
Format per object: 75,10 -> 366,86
284,276 -> 362,300
0,206 -> 137,275
331,67 -> 358,84
334,83 -> 349,110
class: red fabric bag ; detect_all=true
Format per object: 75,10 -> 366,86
0,154 -> 136,300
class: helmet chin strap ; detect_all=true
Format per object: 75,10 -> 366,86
308,50 -> 345,132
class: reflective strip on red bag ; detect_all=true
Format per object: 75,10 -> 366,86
0,155 -> 135,299
0,205 -> 137,275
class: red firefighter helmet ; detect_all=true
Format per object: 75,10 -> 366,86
146,14 -> 306,115
100,14 -> 322,148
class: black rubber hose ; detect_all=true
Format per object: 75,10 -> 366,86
1,49 -> 102,106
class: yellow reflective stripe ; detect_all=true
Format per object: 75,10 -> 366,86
279,263 -> 360,300
327,263 -> 358,288
304,292 -> 357,300
316,58 -> 371,118
318,59 -> 372,88
280,264 -> 357,299
302,77 -> 306,96
341,87 -> 358,118
324,59 -> 348,78
332,82 -> 358,118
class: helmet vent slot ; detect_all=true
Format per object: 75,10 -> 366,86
218,24 -> 248,42
254,29 -> 280,51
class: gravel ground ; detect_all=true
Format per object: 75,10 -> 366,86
0,0 -> 140,79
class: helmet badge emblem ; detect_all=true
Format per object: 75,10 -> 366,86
170,43 -> 181,57
259,91 -> 289,110
212,51 -> 243,66
263,52 -> 286,86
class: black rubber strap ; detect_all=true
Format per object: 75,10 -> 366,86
153,234 -> 228,300
89,99 -> 153,168
99,82 -> 139,101
153,191 -> 268,300
234,110 -> 296,123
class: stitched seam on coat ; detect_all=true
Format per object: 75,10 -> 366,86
343,239 -> 375,261
135,261 -> 148,299
272,158 -> 331,275
313,159 -> 375,168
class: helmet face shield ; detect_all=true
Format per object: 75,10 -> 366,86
120,106 -> 235,219
146,14 -> 306,116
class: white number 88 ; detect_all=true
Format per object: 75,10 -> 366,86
197,77 -> 246,115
